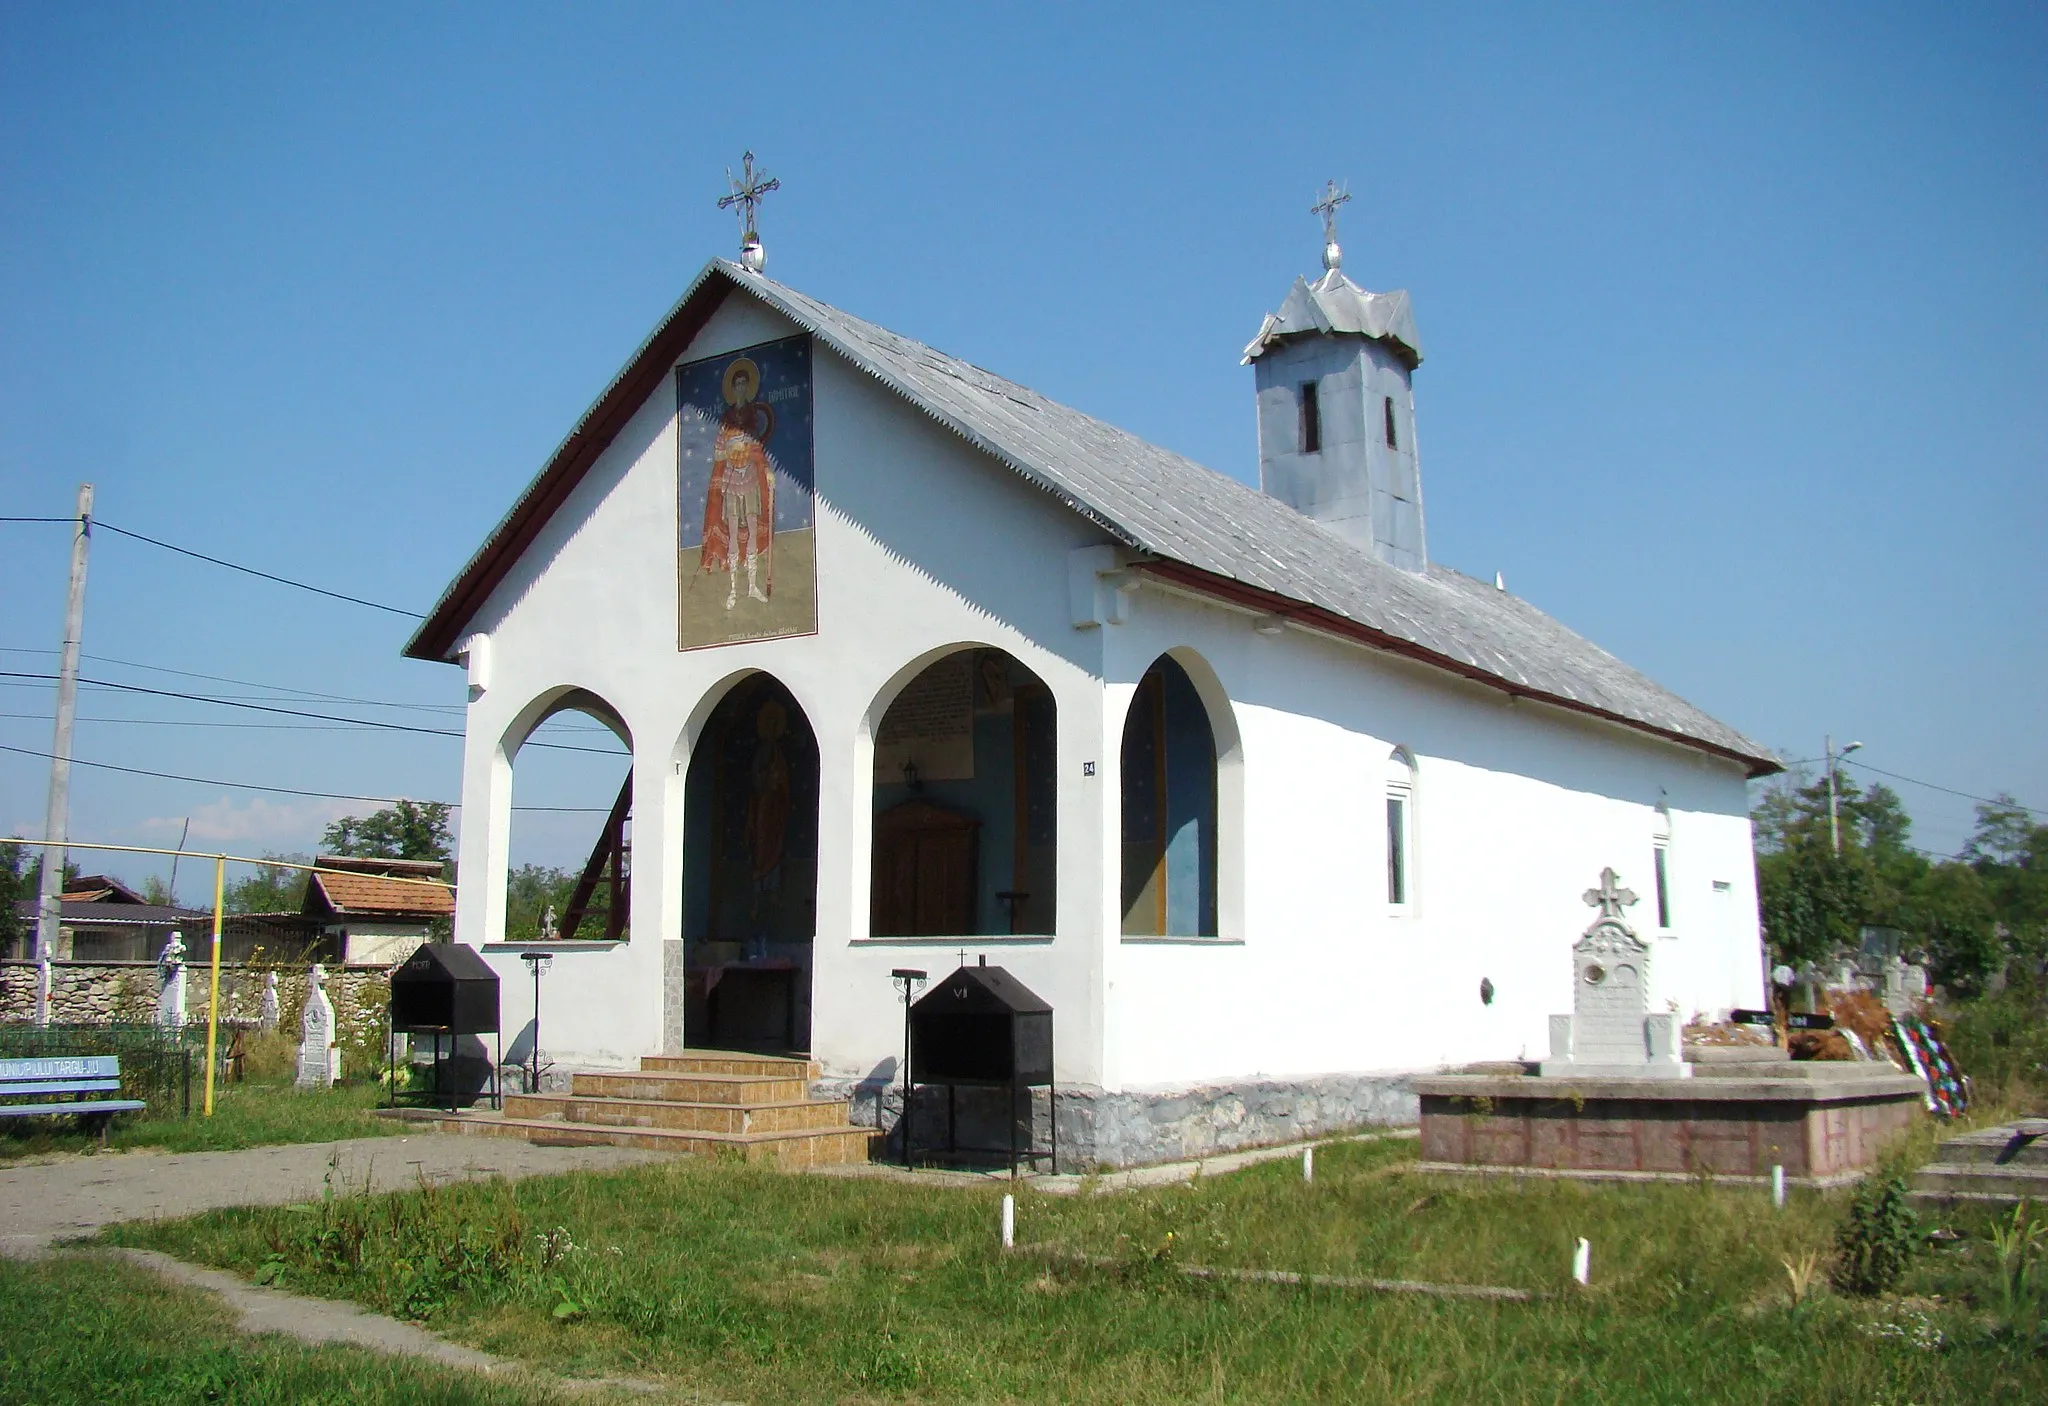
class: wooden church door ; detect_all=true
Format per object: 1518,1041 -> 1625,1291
872,799 -> 980,936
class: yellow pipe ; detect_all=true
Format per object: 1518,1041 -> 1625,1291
56,839 -> 449,891
203,854 -> 224,1116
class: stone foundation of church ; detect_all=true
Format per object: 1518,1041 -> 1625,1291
815,1071 -> 1420,1172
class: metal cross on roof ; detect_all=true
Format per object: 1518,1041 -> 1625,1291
719,150 -> 780,271
1311,180 -> 1351,242
1311,179 -> 1351,271
1583,867 -> 1639,923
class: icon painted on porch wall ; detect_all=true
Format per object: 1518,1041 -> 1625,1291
676,334 -> 817,649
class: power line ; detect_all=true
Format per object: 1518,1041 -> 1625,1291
0,516 -> 73,523
0,671 -> 627,756
94,520 -> 426,619
0,712 -> 383,732
0,646 -> 463,714
0,741 -> 608,812
1841,759 -> 2042,821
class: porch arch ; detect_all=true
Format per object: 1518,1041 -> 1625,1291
862,643 -> 1059,937
678,670 -> 821,1053
1117,648 -> 1244,940
498,685 -> 636,943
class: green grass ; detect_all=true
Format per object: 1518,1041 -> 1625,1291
0,1253 -> 560,1405
0,1079 -> 401,1160
104,1135 -> 2048,1404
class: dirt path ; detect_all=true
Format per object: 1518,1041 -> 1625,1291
0,1132 -> 667,1255
3,1134 -> 688,1399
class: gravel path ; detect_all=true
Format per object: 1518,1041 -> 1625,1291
0,1132 -> 668,1256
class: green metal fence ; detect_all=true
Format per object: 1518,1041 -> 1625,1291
0,1022 -> 195,1117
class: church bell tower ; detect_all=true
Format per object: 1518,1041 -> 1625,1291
1243,183 -> 1426,572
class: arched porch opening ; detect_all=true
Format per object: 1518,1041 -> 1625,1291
502,688 -> 634,943
681,672 -> 820,1053
1120,654 -> 1227,937
868,647 -> 1058,937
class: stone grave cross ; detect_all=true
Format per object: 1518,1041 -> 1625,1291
295,964 -> 341,1089
1540,867 -> 1687,1079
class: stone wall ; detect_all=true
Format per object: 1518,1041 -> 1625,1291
0,960 -> 393,1062
815,1071 -> 1419,1171
0,960 -> 159,1024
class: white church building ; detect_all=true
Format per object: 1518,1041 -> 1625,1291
407,224 -> 1778,1166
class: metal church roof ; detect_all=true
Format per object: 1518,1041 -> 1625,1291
1241,269 -> 1423,366
408,259 -> 1776,774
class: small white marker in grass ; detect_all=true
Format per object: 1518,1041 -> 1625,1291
1001,1193 -> 1015,1250
1572,1237 -> 1590,1286
1303,1146 -> 1314,1183
1771,1164 -> 1785,1208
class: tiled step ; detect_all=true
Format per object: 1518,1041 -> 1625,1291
424,1111 -> 877,1166
571,1070 -> 809,1106
641,1050 -> 820,1080
1910,1125 -> 2048,1169
1907,1124 -> 2048,1211
1910,1164 -> 2048,1202
506,1092 -> 854,1135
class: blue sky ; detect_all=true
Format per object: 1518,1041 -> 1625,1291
2,2 -> 2042,890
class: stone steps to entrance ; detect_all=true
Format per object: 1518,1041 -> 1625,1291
571,1070 -> 812,1106
504,1092 -> 854,1136
414,1050 -> 876,1169
1909,1123 -> 2048,1211
639,1053 -> 821,1080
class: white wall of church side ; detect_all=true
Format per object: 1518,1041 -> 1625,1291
1095,580 -> 1764,1092
447,293 -> 1122,1084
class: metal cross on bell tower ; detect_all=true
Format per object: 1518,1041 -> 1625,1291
1311,179 -> 1351,274
719,150 -> 781,273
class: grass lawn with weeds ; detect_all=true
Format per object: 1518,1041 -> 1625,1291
0,1079 -> 399,1161
105,1134 -> 2047,1404
0,1252 -> 559,1406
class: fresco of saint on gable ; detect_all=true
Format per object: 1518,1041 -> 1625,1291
675,334 -> 817,649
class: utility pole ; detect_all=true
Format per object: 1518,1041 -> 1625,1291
34,483 -> 93,1025
1825,734 -> 1863,858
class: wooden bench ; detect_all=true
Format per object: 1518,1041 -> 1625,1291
0,1055 -> 148,1143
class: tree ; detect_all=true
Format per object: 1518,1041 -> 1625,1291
1964,795 -> 2048,981
320,801 -> 453,872
1899,862 -> 2001,995
0,840 -> 26,958
225,856 -> 310,914
1753,770 -> 1888,969
1754,769 -> 2046,994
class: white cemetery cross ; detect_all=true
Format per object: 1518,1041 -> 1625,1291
1539,868 -> 1688,1079
295,963 -> 342,1088
155,933 -> 188,1030
259,971 -> 281,1031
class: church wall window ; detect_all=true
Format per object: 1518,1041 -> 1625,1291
503,689 -> 635,944
1121,656 -> 1219,937
1386,748 -> 1416,912
1652,805 -> 1673,931
1299,381 -> 1322,454
1383,395 -> 1398,450
867,647 -> 1056,938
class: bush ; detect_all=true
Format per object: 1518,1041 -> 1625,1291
1944,990 -> 2048,1104
1831,1168 -> 1918,1296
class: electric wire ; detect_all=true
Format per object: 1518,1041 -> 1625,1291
0,647 -> 463,713
0,516 -> 74,523
1839,760 -> 2041,821
0,741 -> 608,812
0,712 -> 389,732
93,520 -> 426,618
0,672 -> 626,756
